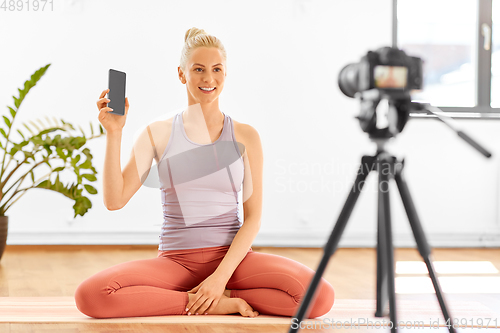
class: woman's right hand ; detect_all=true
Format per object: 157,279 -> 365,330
97,88 -> 129,133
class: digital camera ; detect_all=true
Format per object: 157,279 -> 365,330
338,46 -> 423,99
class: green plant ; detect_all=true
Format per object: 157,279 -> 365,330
0,64 -> 106,218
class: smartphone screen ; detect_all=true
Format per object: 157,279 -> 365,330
107,69 -> 126,116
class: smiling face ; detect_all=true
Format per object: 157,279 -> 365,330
178,46 -> 227,106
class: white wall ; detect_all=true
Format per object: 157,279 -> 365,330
1,0 -> 499,247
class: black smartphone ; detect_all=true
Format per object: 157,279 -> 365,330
107,69 -> 126,116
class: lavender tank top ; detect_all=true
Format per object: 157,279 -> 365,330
156,111 -> 245,251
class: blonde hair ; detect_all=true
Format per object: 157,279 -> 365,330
179,27 -> 227,72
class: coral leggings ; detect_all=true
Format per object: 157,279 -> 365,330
74,245 -> 334,319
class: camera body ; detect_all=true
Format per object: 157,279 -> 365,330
338,46 -> 423,99
338,46 -> 424,139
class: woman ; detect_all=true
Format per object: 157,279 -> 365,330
74,27 -> 334,319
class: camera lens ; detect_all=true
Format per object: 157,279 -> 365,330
338,63 -> 360,98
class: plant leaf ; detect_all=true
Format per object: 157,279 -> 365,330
23,123 -> 34,135
16,129 -> 25,140
8,107 -> 16,118
73,196 -> 92,218
12,64 -> 51,109
71,154 -> 81,167
84,184 -> 97,194
81,173 -> 96,181
78,159 -> 91,169
44,116 -> 53,127
78,125 -> 85,137
56,147 -> 66,160
36,118 -> 46,128
3,116 -> 11,128
28,120 -> 41,132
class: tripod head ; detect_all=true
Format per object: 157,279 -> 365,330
354,88 -> 410,140
338,46 -> 492,158
353,88 -> 493,158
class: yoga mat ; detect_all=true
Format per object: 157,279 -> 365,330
0,297 -> 499,328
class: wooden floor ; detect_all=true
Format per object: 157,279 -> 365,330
0,245 -> 499,332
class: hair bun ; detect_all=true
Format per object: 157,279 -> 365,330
184,27 -> 208,43
179,27 -> 226,72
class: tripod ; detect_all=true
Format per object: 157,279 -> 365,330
289,138 -> 456,333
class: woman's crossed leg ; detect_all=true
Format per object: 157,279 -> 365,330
226,251 -> 335,318
74,256 -> 198,318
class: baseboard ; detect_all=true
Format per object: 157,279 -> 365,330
5,230 -> 500,247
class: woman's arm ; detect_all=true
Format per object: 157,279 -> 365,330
213,124 -> 264,282
102,130 -> 124,210
103,124 -> 157,210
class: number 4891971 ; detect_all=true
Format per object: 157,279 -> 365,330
1,0 -> 54,12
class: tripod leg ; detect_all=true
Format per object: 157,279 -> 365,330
375,171 -> 388,317
377,154 -> 398,332
394,159 -> 456,333
289,155 -> 376,333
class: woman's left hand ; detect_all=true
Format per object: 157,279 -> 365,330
186,273 -> 227,315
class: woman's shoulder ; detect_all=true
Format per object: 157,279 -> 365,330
144,115 -> 176,162
231,117 -> 263,163
148,114 -> 175,131
231,117 -> 260,145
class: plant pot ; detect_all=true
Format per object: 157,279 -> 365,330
0,216 -> 8,261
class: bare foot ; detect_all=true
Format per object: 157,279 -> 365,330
186,292 -> 259,317
234,298 -> 259,318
